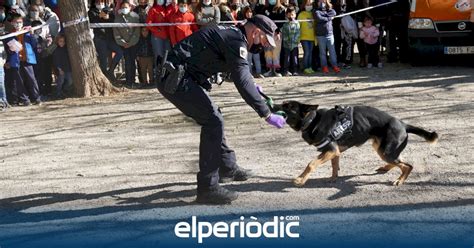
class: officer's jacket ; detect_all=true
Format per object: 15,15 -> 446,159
168,24 -> 271,118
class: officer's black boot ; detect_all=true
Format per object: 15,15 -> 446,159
219,167 -> 253,183
196,185 -> 238,205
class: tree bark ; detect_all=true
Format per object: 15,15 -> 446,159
59,1 -> 117,97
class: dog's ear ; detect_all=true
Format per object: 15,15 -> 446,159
299,103 -> 319,115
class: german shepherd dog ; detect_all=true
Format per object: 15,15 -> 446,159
272,101 -> 439,187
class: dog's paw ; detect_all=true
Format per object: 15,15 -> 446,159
392,179 -> 405,186
327,176 -> 338,183
293,177 -> 306,187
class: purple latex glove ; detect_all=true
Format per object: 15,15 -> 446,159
255,84 -> 263,94
266,114 -> 286,128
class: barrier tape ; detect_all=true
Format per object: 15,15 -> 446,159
89,19 -> 310,28
0,23 -> 47,41
63,15 -> 89,28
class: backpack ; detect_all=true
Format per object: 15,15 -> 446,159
340,15 -> 358,39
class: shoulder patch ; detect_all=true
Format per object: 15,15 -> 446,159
239,46 -> 248,59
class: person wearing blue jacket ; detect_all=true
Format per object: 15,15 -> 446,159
4,14 -> 41,106
313,0 -> 340,73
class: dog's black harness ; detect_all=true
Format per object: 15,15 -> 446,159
302,105 -> 354,151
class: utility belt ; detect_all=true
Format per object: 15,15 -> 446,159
159,65 -> 224,94
158,51 -> 228,94
160,63 -> 214,94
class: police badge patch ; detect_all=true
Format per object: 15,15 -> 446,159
239,47 -> 248,59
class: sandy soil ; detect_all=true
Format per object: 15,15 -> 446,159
0,62 -> 473,246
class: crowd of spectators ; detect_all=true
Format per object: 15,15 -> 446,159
0,0 -> 411,111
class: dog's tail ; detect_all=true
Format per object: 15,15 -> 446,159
405,124 -> 439,144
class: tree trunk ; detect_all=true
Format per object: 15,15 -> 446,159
59,1 -> 117,97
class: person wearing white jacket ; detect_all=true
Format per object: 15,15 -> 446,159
39,5 -> 60,38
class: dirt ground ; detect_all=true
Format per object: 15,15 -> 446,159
0,62 -> 473,247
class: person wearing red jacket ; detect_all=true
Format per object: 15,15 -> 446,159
168,0 -> 198,46
146,0 -> 176,63
165,0 -> 179,16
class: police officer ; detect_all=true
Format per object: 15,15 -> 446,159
157,15 -> 286,204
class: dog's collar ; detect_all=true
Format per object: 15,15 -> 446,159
301,110 -> 318,132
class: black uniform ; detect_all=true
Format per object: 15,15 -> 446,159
157,24 -> 271,189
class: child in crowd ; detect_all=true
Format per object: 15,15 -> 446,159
263,0 -> 285,77
169,0 -> 198,46
52,34 -> 72,98
242,6 -> 264,78
298,0 -> 316,74
359,16 -> 382,68
281,7 -> 299,76
136,27 -> 154,86
31,20 -> 54,98
314,0 -> 340,73
4,14 -> 42,106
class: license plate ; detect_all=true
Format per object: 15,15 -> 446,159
444,46 -> 474,54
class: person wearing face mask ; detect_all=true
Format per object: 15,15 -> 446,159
4,14 -> 42,106
113,1 -> 141,87
133,0 -> 152,23
261,0 -> 285,77
194,0 -> 221,27
25,4 -> 44,27
146,0 -> 173,70
33,1 -> 61,38
168,0 -> 198,46
156,15 -> 285,204
114,0 -> 136,14
88,0 -> 124,80
29,2 -> 58,98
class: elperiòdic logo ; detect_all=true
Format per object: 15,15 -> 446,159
175,215 -> 300,243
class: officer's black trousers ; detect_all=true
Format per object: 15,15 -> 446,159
157,77 -> 238,189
